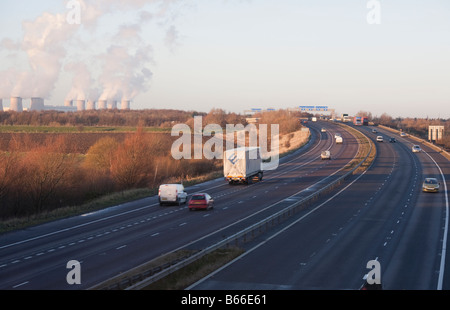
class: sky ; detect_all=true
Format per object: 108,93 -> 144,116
0,0 -> 449,119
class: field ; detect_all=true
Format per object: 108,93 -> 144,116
0,125 -> 171,153
0,109 -> 309,229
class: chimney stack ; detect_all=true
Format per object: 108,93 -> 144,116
76,100 -> 86,111
10,97 -> 23,112
98,100 -> 107,110
30,98 -> 45,111
121,100 -> 131,110
108,100 -> 117,110
86,100 -> 96,110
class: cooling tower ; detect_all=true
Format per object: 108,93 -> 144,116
98,100 -> 107,110
121,100 -> 131,110
76,100 -> 86,111
10,97 -> 23,112
108,100 -> 117,110
64,100 -> 73,107
86,100 -> 96,110
30,98 -> 45,111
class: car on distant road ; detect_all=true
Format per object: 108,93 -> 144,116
389,137 -> 396,143
321,128 -> 327,133
321,150 -> 331,160
372,129 -> 378,133
400,132 -> 408,137
422,178 -> 440,193
412,145 -> 421,153
188,193 -> 214,211
334,133 -> 341,139
376,136 -> 383,142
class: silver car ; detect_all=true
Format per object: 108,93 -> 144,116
422,178 -> 440,193
412,145 -> 421,153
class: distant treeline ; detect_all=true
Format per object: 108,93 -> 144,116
0,109 -> 205,127
374,113 -> 450,150
0,108 -> 305,219
0,108 -> 303,134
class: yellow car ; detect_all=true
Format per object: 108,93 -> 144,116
422,178 -> 440,193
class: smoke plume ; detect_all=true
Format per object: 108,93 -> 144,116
0,0 -> 182,106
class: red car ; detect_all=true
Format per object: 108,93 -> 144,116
188,193 -> 214,211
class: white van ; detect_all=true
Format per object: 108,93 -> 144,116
321,150 -> 331,160
158,184 -> 187,206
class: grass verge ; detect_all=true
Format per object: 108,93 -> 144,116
336,122 -> 376,173
0,171 -> 223,235
142,247 -> 245,290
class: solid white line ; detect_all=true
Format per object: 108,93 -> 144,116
0,203 -> 158,250
423,150 -> 449,290
187,166 -> 370,290
13,281 -> 29,289
0,125 -> 330,251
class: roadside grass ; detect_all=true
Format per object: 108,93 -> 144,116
0,188 -> 154,234
90,247 -> 244,290
0,171 -> 224,235
0,128 -> 309,235
336,123 -> 376,173
142,247 -> 245,290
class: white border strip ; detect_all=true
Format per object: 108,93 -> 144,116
422,150 -> 449,290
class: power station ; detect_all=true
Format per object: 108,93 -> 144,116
0,96 -> 133,112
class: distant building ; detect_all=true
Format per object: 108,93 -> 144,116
429,126 -> 445,143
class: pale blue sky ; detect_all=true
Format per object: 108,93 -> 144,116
1,0 -> 449,118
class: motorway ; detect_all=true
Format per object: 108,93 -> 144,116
1,120 -> 448,290
189,123 -> 450,290
0,120 -> 359,290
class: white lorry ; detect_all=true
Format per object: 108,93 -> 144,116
335,136 -> 343,144
158,184 -> 187,206
224,147 -> 263,185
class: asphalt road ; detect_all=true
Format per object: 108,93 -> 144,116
189,123 -> 449,290
0,120 -> 359,290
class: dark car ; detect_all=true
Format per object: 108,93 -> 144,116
389,137 -> 396,143
188,193 -> 214,211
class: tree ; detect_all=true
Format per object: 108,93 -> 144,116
21,136 -> 78,213
378,113 -> 393,126
110,128 -> 154,189
0,152 -> 20,208
84,136 -> 120,173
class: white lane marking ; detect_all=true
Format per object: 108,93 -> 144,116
13,281 -> 29,289
0,203 -> 159,250
1,124 -> 346,270
422,150 -> 449,290
116,245 -> 127,250
187,165 -> 371,290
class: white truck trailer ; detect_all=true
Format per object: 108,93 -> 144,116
224,147 -> 263,185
